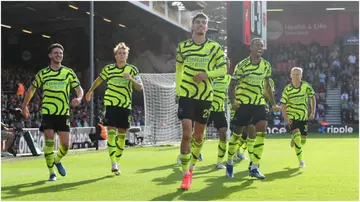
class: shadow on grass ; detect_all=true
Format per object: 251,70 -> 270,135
1,175 -> 115,200
150,167 -> 302,201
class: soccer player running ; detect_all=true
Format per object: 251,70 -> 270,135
21,43 -> 84,181
176,12 -> 227,190
280,67 -> 316,168
85,42 -> 143,175
227,38 -> 279,179
207,56 -> 232,169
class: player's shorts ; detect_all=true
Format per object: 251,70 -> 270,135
40,115 -> 70,132
104,106 -> 131,129
231,104 -> 267,127
288,120 -> 308,136
207,111 -> 228,129
178,97 -> 212,124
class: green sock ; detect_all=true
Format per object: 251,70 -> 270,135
240,141 -> 247,154
247,137 -> 255,161
115,133 -> 126,164
55,144 -> 69,164
253,132 -> 266,165
227,132 -> 241,163
180,153 -> 191,172
44,140 -> 55,173
293,131 -> 303,161
301,137 -> 307,146
107,129 -> 117,163
190,139 -> 204,166
217,140 -> 227,163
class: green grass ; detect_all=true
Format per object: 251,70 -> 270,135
1,133 -> 359,201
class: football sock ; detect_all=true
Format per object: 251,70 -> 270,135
252,132 -> 266,165
246,137 -> 255,162
107,129 -> 117,163
301,136 -> 307,146
180,153 -> 191,173
55,144 -> 69,164
190,139 -> 204,167
227,132 -> 241,165
115,133 -> 126,163
293,131 -> 303,161
217,140 -> 227,163
44,140 -> 55,173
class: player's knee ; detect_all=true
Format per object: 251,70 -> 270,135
301,135 -> 306,139
291,129 -> 300,134
255,121 -> 267,132
218,128 -> 227,141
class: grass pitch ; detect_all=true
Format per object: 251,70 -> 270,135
1,133 -> 359,201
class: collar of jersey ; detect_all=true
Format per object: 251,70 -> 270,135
248,56 -> 262,66
115,63 -> 128,68
291,81 -> 303,89
48,65 -> 63,72
191,37 -> 208,46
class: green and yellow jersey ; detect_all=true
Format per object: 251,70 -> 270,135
232,57 -> 272,105
176,38 -> 226,101
211,74 -> 231,112
99,63 -> 140,110
32,66 -> 80,116
265,78 -> 275,113
280,81 -> 315,121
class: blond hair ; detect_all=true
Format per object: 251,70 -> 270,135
291,67 -> 303,74
113,42 -> 130,55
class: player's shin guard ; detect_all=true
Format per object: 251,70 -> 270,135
44,140 -> 55,173
227,133 -> 241,164
301,136 -> 307,146
252,132 -> 266,165
107,129 -> 117,163
293,132 -> 303,161
190,139 -> 204,167
55,144 -> 69,163
115,133 -> 126,163
217,140 -> 227,163
180,153 -> 191,172
246,138 -> 255,161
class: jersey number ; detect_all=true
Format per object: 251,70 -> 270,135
202,109 -> 210,118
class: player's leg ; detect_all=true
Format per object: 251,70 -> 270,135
250,105 -> 268,179
226,106 -> 249,178
189,100 -> 211,171
54,116 -> 71,177
41,115 -> 56,181
103,107 -> 118,171
237,127 -> 249,161
297,122 -> 308,168
246,124 -> 256,167
215,112 -> 228,169
113,108 -> 131,175
177,97 -> 195,189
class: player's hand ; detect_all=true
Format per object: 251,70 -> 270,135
21,105 -> 30,119
85,91 -> 92,102
272,105 -> 280,112
310,113 -> 315,120
71,97 -> 82,107
175,95 -> 179,104
123,73 -> 132,81
287,119 -> 293,125
232,103 -> 239,110
193,72 -> 208,83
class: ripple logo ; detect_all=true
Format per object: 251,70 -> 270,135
267,20 -> 283,40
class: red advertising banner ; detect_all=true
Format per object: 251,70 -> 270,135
243,1 -> 251,45
268,14 -> 337,46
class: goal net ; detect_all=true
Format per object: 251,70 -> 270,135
140,73 -> 231,145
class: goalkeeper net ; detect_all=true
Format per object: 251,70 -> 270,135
140,73 -> 231,145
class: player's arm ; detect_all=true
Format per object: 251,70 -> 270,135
280,89 -> 291,124
129,75 -> 143,91
87,77 -> 103,95
86,67 -> 107,102
175,44 -> 184,97
207,46 -> 226,78
70,70 -> 83,107
22,72 -> 41,119
264,64 -> 278,111
308,85 -> 316,120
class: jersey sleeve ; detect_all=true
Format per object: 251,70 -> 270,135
70,69 -> 80,89
280,87 -> 288,104
306,83 -> 315,98
214,46 -> 226,71
32,70 -> 42,89
176,44 -> 184,64
232,63 -> 243,81
132,66 -> 142,84
99,66 -> 109,81
265,61 -> 272,79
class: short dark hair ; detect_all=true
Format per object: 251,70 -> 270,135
48,43 -> 64,54
250,38 -> 263,46
192,12 -> 209,24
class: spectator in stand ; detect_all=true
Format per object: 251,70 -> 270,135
348,52 -> 356,65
